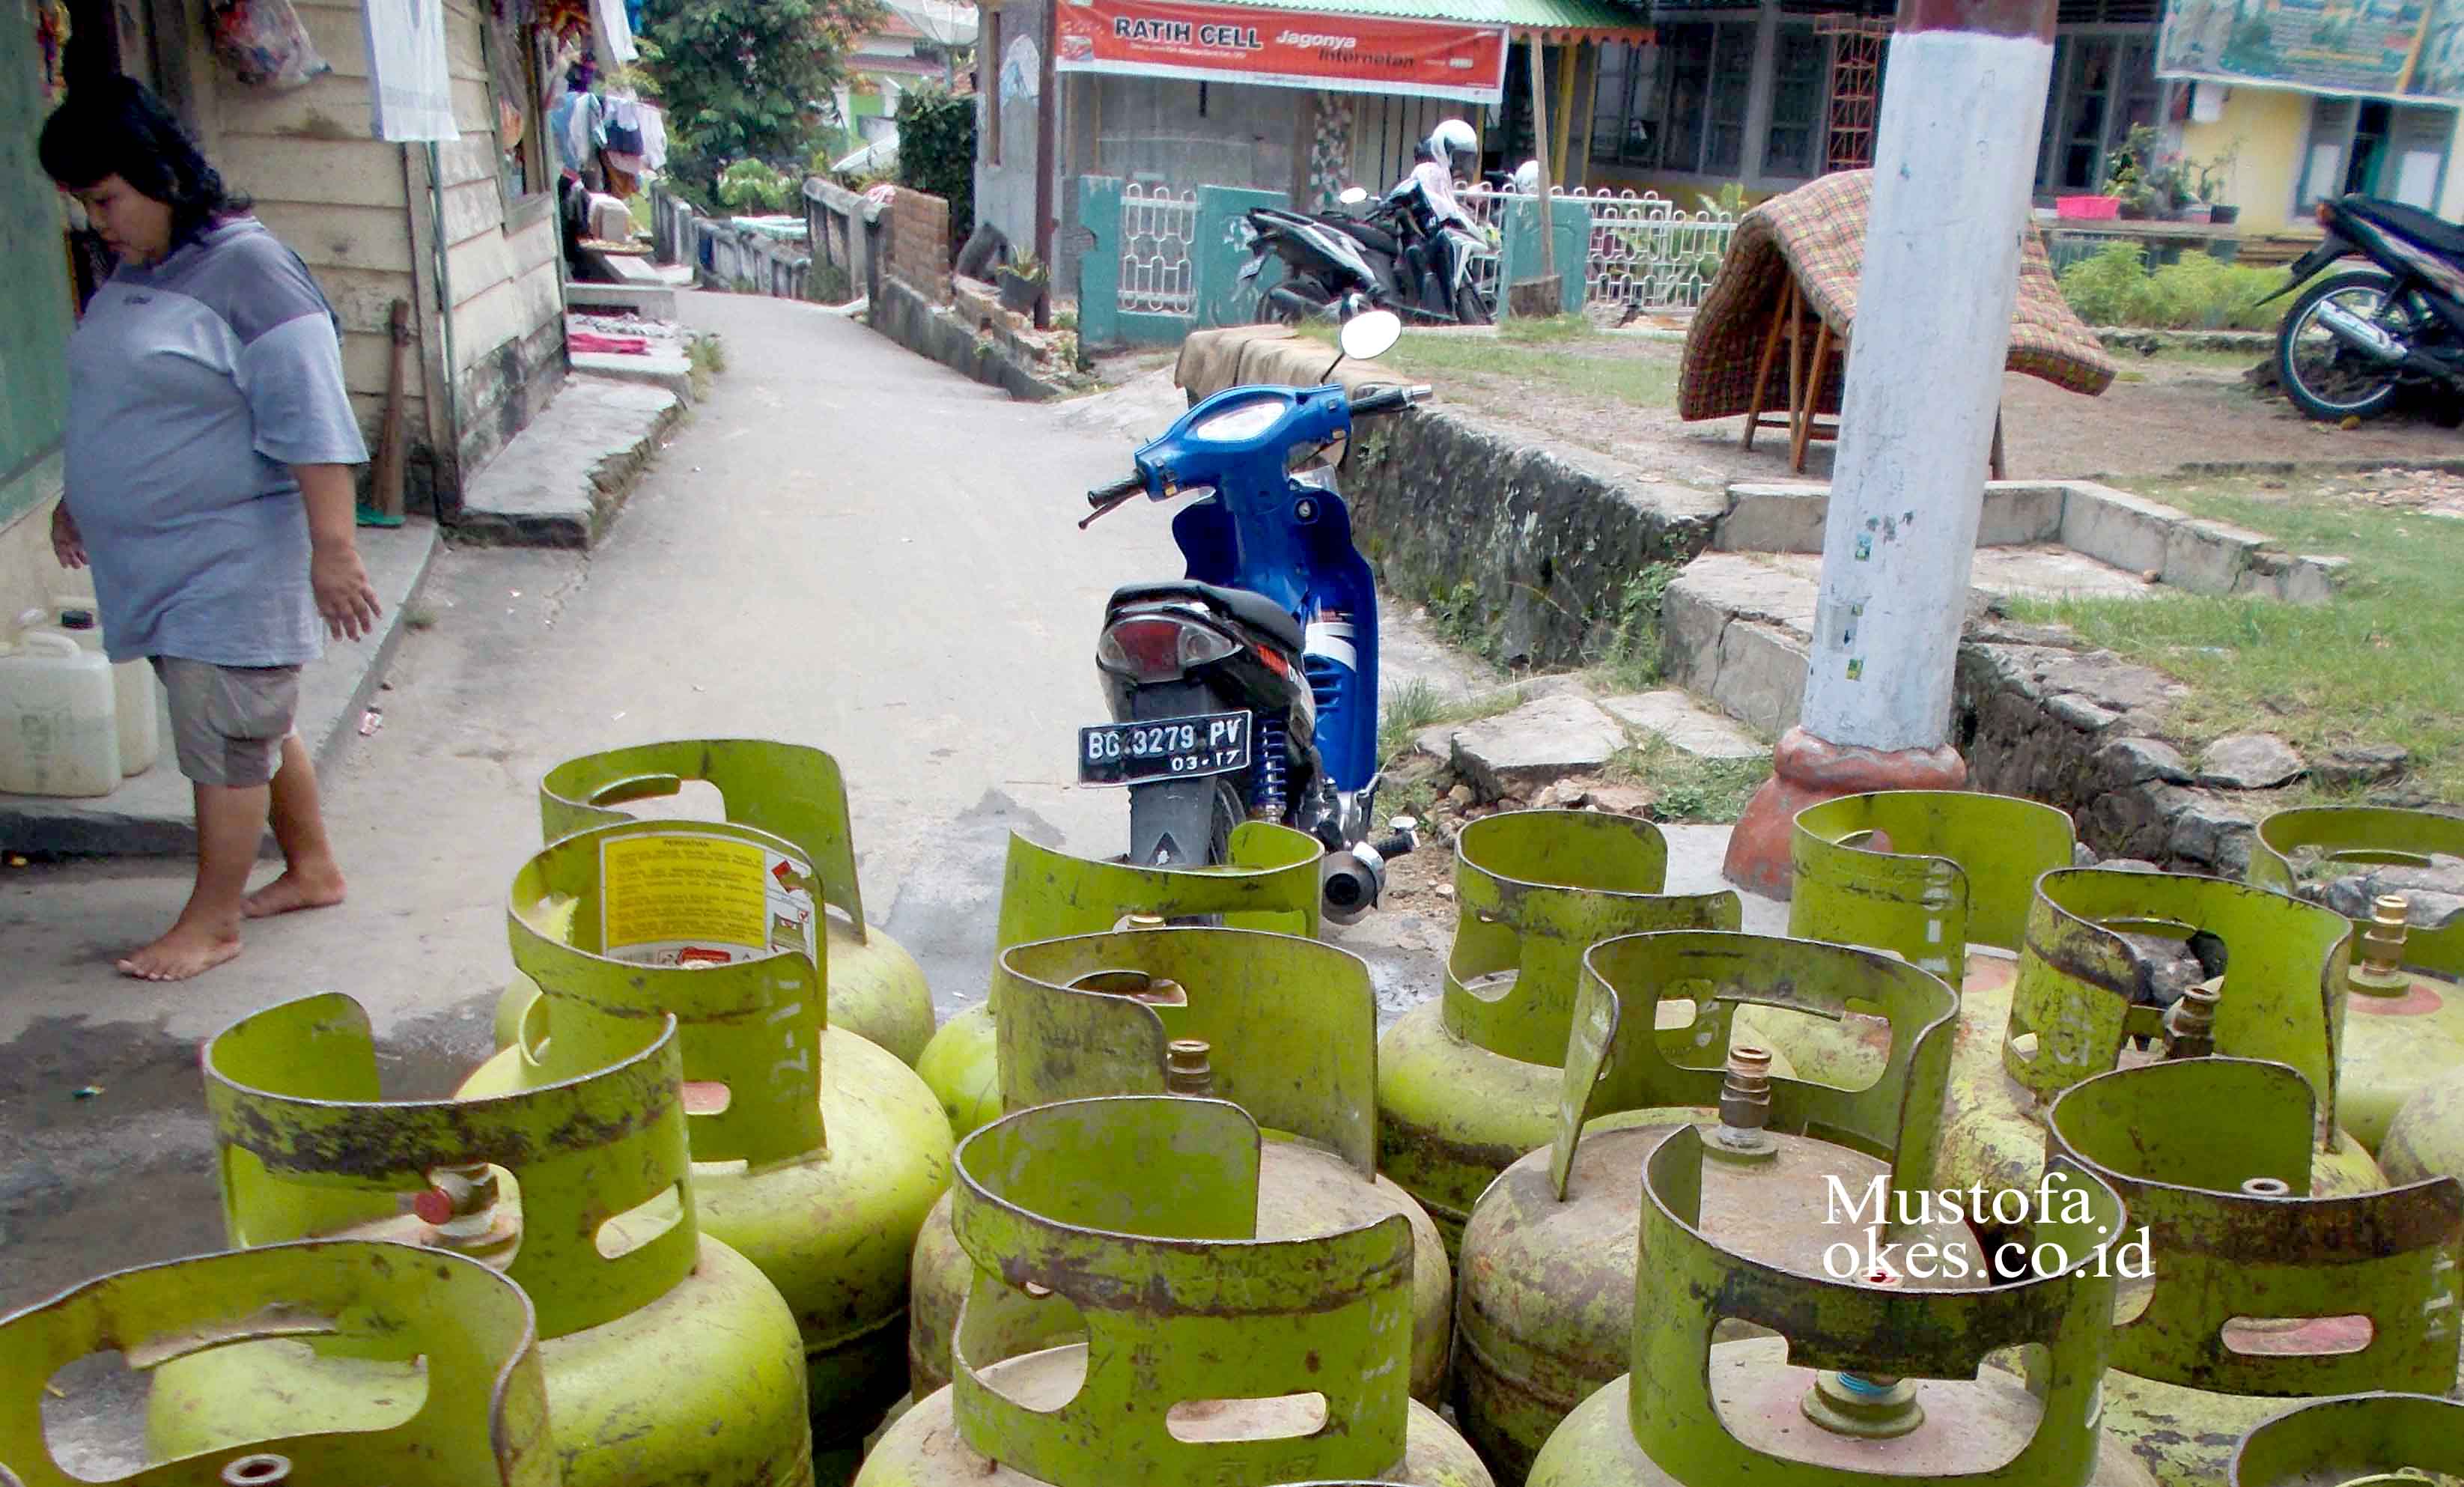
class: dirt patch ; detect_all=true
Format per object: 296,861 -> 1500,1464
1389,333 -> 2464,488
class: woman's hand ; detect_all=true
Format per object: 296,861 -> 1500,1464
311,544 -> 381,641
51,503 -> 87,568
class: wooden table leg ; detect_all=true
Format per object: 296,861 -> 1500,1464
1741,282 -> 1789,451
1784,280 -> 1807,455
1793,315 -> 1833,474
1989,407 -> 2006,479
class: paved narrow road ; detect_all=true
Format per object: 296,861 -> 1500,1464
0,291 -> 1482,1314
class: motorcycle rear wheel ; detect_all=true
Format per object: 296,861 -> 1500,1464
1257,279 -> 1331,325
1129,773 -> 1247,868
2277,269 -> 2404,422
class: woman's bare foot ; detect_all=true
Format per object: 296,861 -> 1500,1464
116,922 -> 243,982
243,865 -> 347,919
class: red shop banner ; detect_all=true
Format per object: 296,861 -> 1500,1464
1054,0 -> 1508,104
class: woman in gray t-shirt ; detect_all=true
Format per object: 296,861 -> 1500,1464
43,78 -> 379,982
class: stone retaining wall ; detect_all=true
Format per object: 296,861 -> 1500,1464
1175,329 -> 1725,668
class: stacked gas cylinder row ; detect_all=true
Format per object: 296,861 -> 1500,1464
12,737 -> 2464,1487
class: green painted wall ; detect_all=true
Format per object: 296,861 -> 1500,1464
1,22 -> 72,533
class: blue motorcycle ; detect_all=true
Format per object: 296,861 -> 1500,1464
1077,309 -> 1424,919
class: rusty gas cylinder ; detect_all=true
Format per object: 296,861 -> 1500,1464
147,995 -> 813,1487
2250,805 -> 2464,1153
2229,1392 -> 2464,1487
1455,930 -> 1978,1486
0,1240 -> 556,1486
1524,1127 -> 2153,1487
860,1097 -> 1491,1487
2047,1057 -> 2464,1487
1940,868 -> 2385,1231
1377,811 -> 1744,1259
1777,790 -> 2079,1088
489,740 -> 937,1064
905,927 -> 1453,1405
913,824 -> 1324,1141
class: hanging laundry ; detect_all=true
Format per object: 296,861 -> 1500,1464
636,102 -> 669,173
361,0 -> 460,140
591,0 -> 638,67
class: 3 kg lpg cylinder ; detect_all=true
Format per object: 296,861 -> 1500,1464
1941,867 -> 2384,1228
907,925 -> 1451,1404
913,821 -> 1324,1141
148,993 -> 815,1487
489,739 -> 937,1063
2228,1392 -> 2464,1487
1377,810 -> 1742,1256
2046,1057 -> 2464,1487
1455,929 -> 1978,1486
862,1096 -> 1492,1487
1525,1126 -> 2154,1487
0,1240 -> 553,1486
462,817 -> 952,1458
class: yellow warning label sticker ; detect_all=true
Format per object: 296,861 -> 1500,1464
602,833 -> 770,953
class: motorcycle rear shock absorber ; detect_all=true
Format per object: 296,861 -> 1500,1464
1252,715 -> 1289,818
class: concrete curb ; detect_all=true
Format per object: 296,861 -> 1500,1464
457,377 -> 685,548
0,520 -> 442,857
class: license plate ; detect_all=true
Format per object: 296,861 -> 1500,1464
1078,710 -> 1253,786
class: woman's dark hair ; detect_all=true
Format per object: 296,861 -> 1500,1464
39,76 -> 249,247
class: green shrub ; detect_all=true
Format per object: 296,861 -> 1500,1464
2057,240 -> 2284,330
717,159 -> 797,215
896,83 -> 976,249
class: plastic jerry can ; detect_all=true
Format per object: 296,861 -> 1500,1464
29,603 -> 159,775
0,631 -> 118,796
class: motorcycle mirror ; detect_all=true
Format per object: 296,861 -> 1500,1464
1339,186 -> 1369,206
1339,308 -> 1402,363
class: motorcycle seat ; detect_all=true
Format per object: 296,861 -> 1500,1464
1333,218 -> 1402,257
2348,195 -> 2464,261
1108,580 -> 1306,654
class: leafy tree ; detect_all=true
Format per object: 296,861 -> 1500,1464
895,82 -> 976,248
640,0 -> 886,196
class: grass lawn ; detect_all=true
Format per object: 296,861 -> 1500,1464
1302,317 -> 1679,411
2002,472 -> 2464,805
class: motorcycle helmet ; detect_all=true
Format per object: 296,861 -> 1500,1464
1426,118 -> 1478,179
1512,158 -> 1541,194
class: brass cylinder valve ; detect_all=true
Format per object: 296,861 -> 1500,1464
2164,981 -> 2221,1060
1164,1038 -> 1216,1097
1709,1045 -> 1777,1161
1801,1268 -> 1923,1438
2348,894 -> 2413,997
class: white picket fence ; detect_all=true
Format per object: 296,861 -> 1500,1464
1459,186 -> 1739,317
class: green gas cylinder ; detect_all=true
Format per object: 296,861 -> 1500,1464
907,925 -> 1452,1405
1526,1126 -> 2152,1487
1455,929 -> 1978,1487
1777,790 -> 2078,1088
487,739 -> 937,1064
149,994 -> 814,1487
2229,1392 -> 2464,1487
2251,806 -> 2464,1152
913,821 -> 1324,1141
2045,1057 -> 2464,1487
460,817 -> 952,1458
0,1241 -> 553,1486
1941,867 -> 2385,1230
863,1096 -> 1493,1487
1377,810 -> 1742,1256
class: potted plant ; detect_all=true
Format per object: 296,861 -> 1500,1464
997,253 -> 1047,315
2194,147 -> 2241,225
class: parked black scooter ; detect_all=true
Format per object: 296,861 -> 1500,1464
1241,184 -> 1491,326
2266,193 -> 2464,424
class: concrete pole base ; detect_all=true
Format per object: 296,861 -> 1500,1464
1722,727 -> 1969,898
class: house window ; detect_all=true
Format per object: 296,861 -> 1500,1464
2033,31 -> 2159,194
2299,97 -> 2454,210
1762,23 -> 1825,177
485,16 -> 555,209
1587,19 -> 1816,180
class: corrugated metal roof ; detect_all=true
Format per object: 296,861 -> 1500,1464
1200,0 -> 1652,39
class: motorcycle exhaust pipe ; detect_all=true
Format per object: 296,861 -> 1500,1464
2313,300 -> 2409,363
1320,821 -> 1418,925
